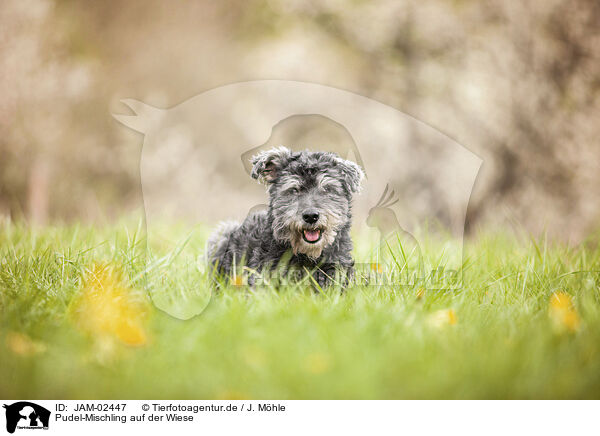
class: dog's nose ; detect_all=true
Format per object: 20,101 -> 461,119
302,211 -> 319,224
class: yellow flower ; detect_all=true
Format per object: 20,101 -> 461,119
448,309 -> 458,325
370,263 -> 383,273
5,332 -> 46,356
216,390 -> 249,400
304,353 -> 332,374
427,309 -> 458,328
241,346 -> 266,369
71,263 -> 149,347
549,291 -> 580,333
550,292 -> 572,309
231,275 -> 243,286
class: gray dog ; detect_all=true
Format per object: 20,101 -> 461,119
206,146 -> 364,287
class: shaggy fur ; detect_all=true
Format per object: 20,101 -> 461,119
206,147 -> 364,287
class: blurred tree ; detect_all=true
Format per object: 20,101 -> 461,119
0,0 -> 598,239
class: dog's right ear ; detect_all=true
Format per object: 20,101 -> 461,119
250,146 -> 292,184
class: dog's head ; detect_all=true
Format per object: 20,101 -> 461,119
251,146 -> 364,258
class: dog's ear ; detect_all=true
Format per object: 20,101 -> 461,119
337,158 -> 365,194
250,146 -> 292,184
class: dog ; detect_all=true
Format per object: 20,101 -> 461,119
206,146 -> 364,287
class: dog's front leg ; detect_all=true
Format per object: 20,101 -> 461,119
312,263 -> 336,289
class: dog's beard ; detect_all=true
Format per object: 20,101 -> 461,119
274,211 -> 345,259
290,225 -> 332,259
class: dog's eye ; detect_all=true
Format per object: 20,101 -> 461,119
288,187 -> 299,195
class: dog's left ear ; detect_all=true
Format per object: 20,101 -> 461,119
337,159 -> 365,194
250,146 -> 292,184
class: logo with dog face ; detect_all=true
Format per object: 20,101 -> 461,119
3,402 -> 50,433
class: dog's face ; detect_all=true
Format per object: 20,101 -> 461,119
251,147 -> 364,258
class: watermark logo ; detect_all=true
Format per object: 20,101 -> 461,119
114,80 -> 481,319
3,402 -> 50,433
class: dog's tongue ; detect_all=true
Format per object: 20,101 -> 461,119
303,230 -> 320,242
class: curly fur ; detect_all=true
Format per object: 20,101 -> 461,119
206,147 -> 364,287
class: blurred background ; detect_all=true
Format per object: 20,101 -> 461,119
1,0 -> 599,241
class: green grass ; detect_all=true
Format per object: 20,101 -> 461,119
1,220 -> 600,399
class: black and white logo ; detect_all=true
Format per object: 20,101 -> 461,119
3,402 -> 50,434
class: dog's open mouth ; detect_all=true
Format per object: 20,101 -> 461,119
302,229 -> 322,244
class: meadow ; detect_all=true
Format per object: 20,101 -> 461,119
1,220 -> 599,399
